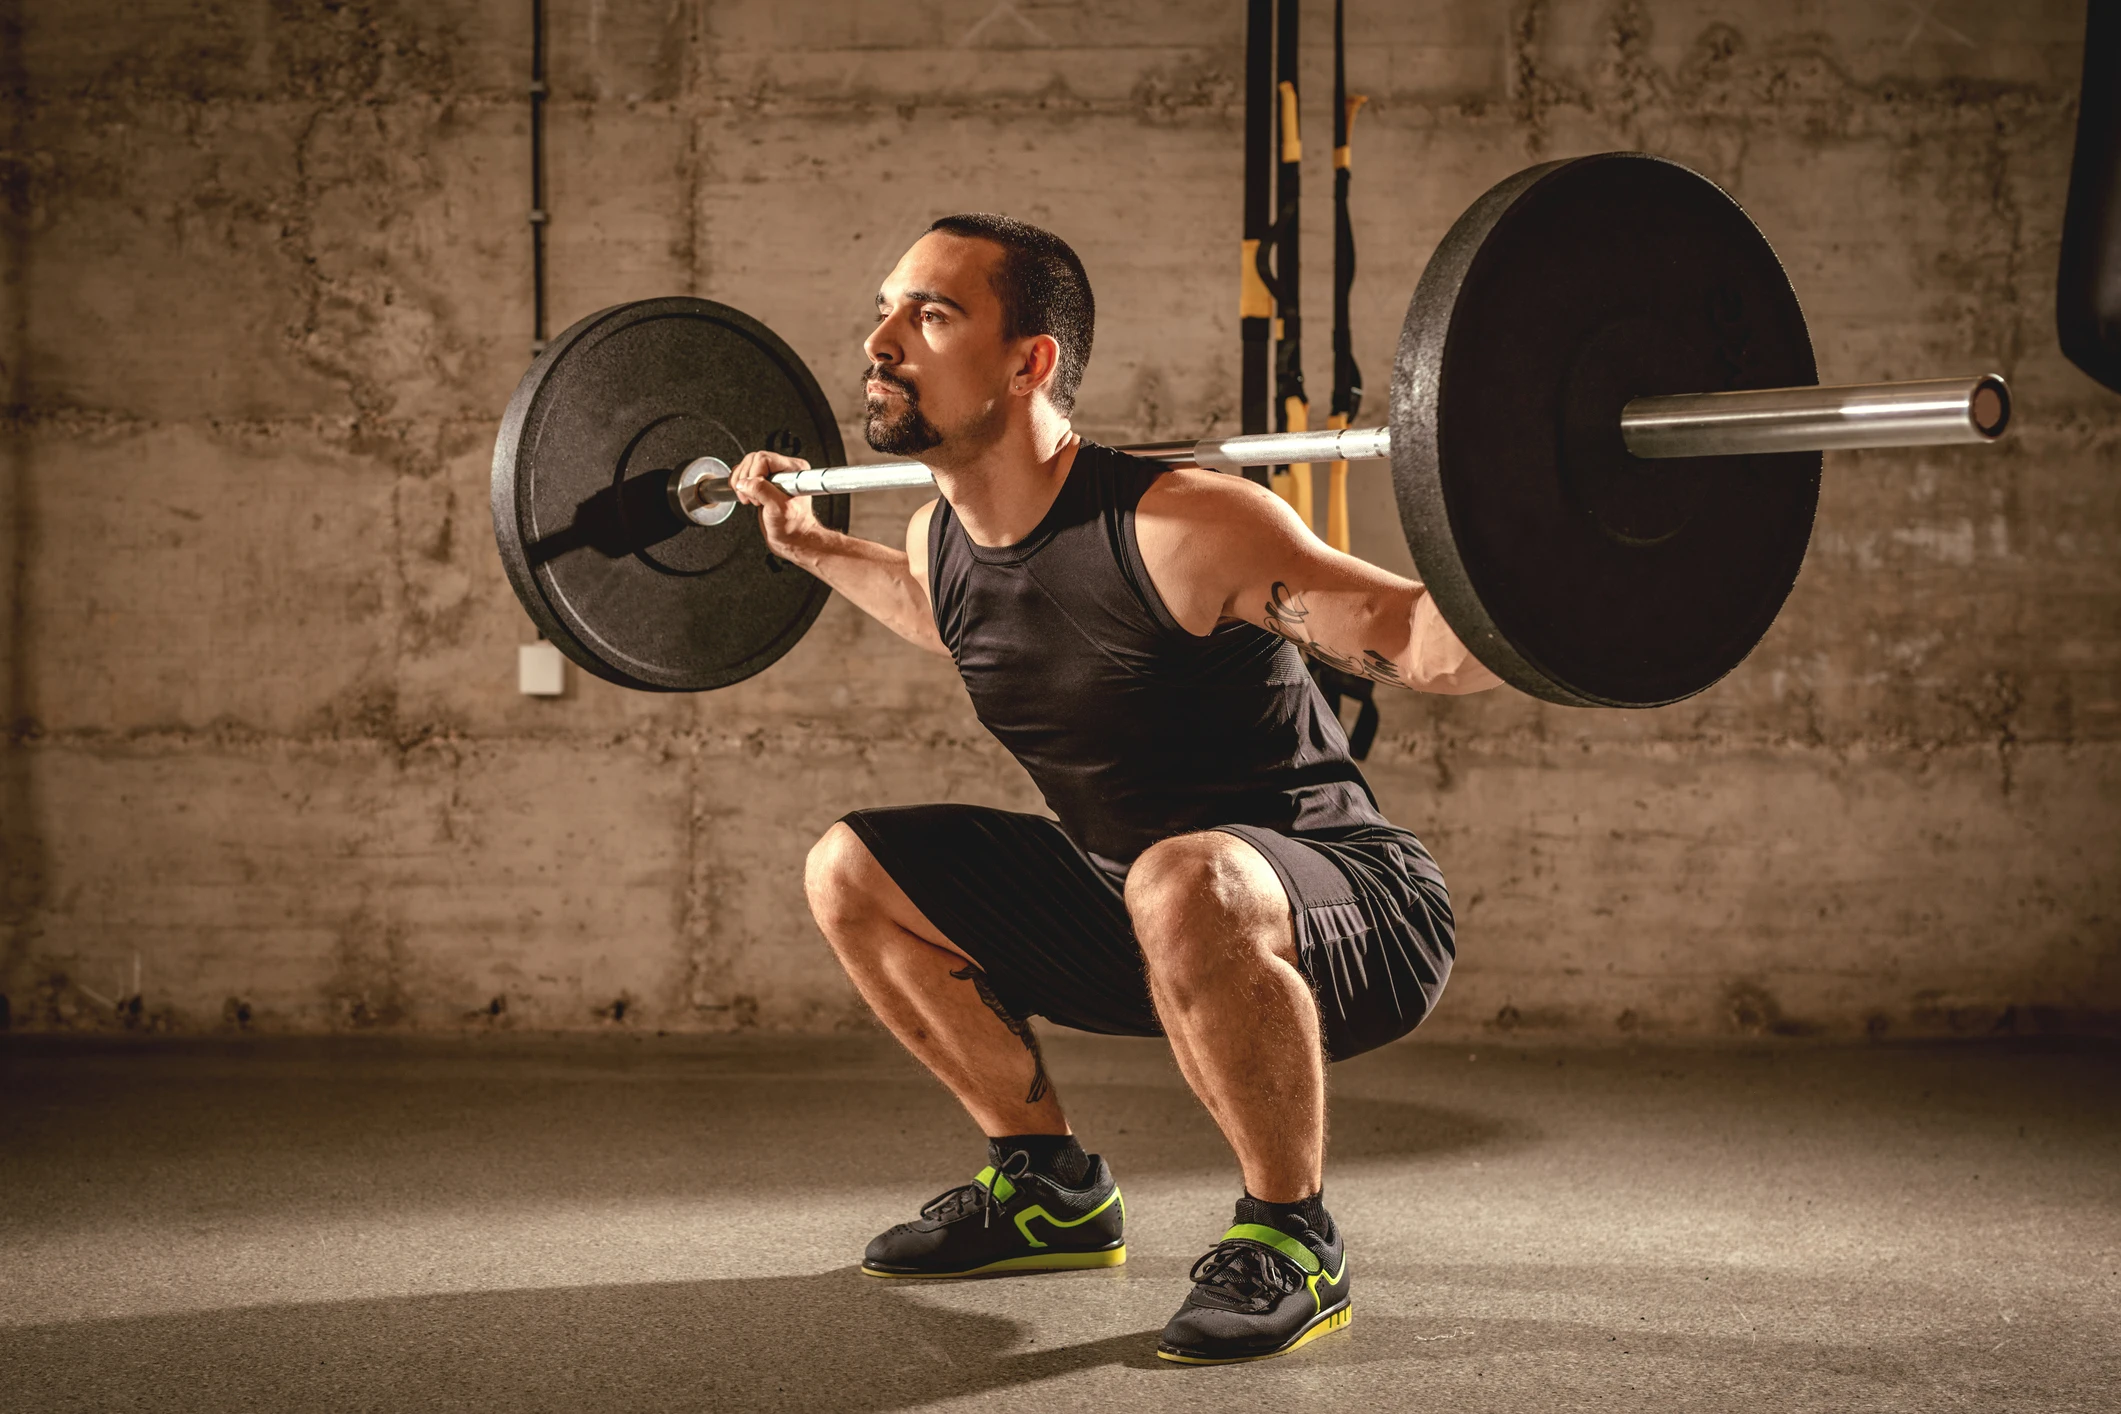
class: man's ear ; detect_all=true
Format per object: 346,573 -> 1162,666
1012,334 -> 1062,398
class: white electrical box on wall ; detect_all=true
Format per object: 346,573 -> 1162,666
518,640 -> 566,697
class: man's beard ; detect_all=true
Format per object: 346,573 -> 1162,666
863,366 -> 944,456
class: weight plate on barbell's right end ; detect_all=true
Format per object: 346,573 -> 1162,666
491,296 -> 850,692
1391,152 -> 1821,708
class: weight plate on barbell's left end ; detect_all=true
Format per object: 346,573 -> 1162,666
491,296 -> 850,692
1391,152 -> 1821,709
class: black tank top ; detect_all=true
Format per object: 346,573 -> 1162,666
927,441 -> 1387,866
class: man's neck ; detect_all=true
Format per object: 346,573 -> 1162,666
928,414 -> 1081,549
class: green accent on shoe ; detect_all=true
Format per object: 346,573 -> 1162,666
1220,1222 -> 1321,1274
1012,1184 -> 1124,1249
972,1165 -> 1018,1204
861,1244 -> 1126,1279
1156,1302 -> 1353,1365
1307,1253 -> 1349,1311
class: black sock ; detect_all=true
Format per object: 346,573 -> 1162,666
988,1133 -> 1091,1189
1236,1190 -> 1331,1238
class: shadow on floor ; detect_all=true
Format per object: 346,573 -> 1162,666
3,1266 -> 1166,1412
0,1040 -> 1525,1238
9,1262 -> 2102,1414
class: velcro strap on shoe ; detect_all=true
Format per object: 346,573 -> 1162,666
974,1165 -> 1017,1204
1220,1222 -> 1321,1274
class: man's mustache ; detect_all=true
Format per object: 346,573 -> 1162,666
863,365 -> 918,402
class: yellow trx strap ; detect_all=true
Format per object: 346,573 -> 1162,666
1325,412 -> 1350,552
1333,94 -> 1367,171
1241,238 -> 1273,320
1325,94 -> 1364,553
1271,77 -> 1309,521
1276,396 -> 1313,525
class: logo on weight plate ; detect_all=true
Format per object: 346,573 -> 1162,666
764,428 -> 804,457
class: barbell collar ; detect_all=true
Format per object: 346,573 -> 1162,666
1621,375 -> 2010,459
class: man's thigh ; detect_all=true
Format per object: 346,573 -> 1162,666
1211,824 -> 1458,1061
839,805 -> 1163,1038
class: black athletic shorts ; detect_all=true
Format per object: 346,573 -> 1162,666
840,805 -> 1456,1062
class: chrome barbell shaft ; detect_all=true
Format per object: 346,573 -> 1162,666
1182,425 -> 1393,471
669,375 -> 2009,527
669,426 -> 1404,525
1620,375 -> 2011,458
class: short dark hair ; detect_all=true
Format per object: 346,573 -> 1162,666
927,213 -> 1096,415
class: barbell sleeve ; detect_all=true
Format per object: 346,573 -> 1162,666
668,375 -> 2010,527
1620,375 -> 2010,459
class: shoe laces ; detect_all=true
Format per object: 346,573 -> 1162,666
1188,1236 -> 1307,1311
918,1150 -> 1031,1230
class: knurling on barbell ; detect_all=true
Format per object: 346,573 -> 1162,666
491,153 -> 2010,706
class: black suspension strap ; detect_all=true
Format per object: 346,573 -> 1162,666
1326,0 -> 1367,552
1311,0 -> 1379,759
1240,0 -> 1276,486
1265,0 -> 1311,522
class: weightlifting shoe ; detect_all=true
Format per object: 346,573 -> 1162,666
1156,1202 -> 1351,1364
860,1148 -> 1126,1278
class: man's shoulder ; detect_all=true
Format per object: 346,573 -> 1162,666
1072,437 -> 1167,481
1071,441 -> 1289,548
1131,464 -> 1300,634
1135,461 -> 1284,526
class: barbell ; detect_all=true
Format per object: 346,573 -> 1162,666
491,152 -> 2012,708
669,379 -> 2007,523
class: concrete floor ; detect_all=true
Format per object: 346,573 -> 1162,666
2,1033 -> 2116,1412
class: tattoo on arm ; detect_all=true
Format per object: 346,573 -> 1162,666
1262,581 -> 1406,687
951,964 -> 1051,1104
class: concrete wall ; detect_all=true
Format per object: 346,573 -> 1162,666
3,0 -> 2115,1039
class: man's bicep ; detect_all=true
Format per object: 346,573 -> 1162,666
1142,472 -> 1434,692
1235,538 -> 1423,689
1244,534 -> 1505,695
1137,470 -> 1341,633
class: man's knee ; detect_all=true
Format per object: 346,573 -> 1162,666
1126,832 -> 1293,984
804,822 -> 891,939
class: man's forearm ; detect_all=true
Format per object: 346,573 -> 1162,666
779,529 -> 947,656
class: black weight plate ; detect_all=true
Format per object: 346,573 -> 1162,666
491,297 -> 849,692
1390,153 -> 1820,708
